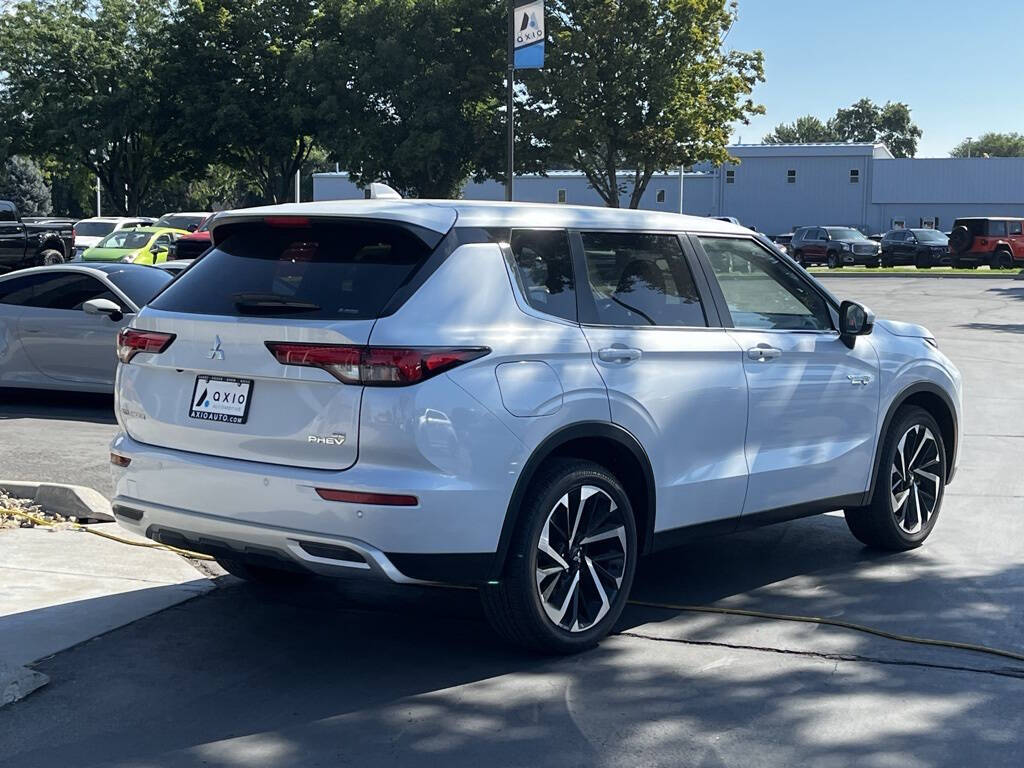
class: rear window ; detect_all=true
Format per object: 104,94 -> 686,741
75,221 -> 116,237
955,219 -> 985,236
149,222 -> 433,320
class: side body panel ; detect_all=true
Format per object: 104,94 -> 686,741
727,329 -> 881,514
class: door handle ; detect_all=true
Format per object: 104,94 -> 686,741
598,346 -> 642,363
747,346 -> 782,362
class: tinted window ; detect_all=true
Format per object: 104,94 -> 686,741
0,203 -> 16,223
150,222 -> 433,320
988,221 -> 1008,237
75,221 -> 116,237
104,267 -> 173,307
0,273 -> 52,305
580,232 -> 706,327
508,229 -> 576,322
1010,222 -> 1022,236
23,273 -> 118,311
825,228 -> 867,240
156,214 -> 205,231
915,230 -> 947,243
701,237 -> 832,332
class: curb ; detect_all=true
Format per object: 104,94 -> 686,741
0,661 -> 49,708
0,481 -> 113,522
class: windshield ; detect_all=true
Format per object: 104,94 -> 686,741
914,230 -> 948,243
825,228 -> 868,240
156,214 -> 206,230
75,221 -> 116,238
95,230 -> 152,250
104,267 -> 173,307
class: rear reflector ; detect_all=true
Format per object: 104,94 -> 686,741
266,342 -> 489,386
117,328 -> 176,363
316,488 -> 418,506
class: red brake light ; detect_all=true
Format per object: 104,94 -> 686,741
265,343 -> 489,386
264,216 -> 310,228
117,328 -> 176,363
315,488 -> 418,506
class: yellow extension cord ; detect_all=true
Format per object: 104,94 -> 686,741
5,506 -> 1022,665
1,507 -> 214,561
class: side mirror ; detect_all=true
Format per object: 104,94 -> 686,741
839,300 -> 874,347
83,298 -> 124,322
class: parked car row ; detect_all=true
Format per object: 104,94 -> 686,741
769,216 -> 1024,270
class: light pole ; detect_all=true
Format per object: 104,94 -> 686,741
965,136 -> 973,159
678,165 -> 684,214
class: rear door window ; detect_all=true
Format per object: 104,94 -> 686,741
579,232 -> 706,327
149,221 -> 434,320
508,229 -> 576,321
0,273 -> 52,305
22,273 -> 119,311
988,221 -> 1008,237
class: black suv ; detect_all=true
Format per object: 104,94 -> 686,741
790,227 -> 881,268
880,229 -> 950,268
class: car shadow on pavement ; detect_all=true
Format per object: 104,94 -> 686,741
0,388 -> 116,424
3,512 -> 1023,767
956,322 -> 1024,335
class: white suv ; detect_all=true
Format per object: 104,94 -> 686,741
110,201 -> 962,652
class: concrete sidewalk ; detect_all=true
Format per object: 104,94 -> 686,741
0,523 -> 215,703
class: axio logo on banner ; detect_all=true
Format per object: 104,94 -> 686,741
513,0 -> 544,69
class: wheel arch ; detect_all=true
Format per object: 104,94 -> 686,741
490,421 -> 656,579
865,382 -> 958,503
39,235 -> 66,258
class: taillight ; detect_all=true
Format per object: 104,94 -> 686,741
117,328 -> 176,363
265,343 -> 489,386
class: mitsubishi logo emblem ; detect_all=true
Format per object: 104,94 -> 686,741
208,335 -> 224,360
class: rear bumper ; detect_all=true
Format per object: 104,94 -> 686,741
109,425 -> 524,584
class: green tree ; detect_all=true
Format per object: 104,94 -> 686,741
0,155 -> 52,215
314,0 -> 505,199
950,132 -> 1024,158
763,99 -> 922,157
0,0 -> 193,214
172,0 -> 323,204
523,0 -> 763,208
763,115 -> 837,144
830,98 -> 921,157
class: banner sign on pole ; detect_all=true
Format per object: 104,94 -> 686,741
513,0 -> 544,69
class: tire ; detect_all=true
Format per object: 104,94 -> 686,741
480,458 -> 638,654
992,248 -> 1013,270
37,249 -> 64,266
216,556 -> 313,585
948,225 -> 972,254
915,252 -> 932,269
827,251 -> 842,269
844,405 -> 946,551
794,249 -> 809,268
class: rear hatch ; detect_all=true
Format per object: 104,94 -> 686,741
117,214 -> 452,471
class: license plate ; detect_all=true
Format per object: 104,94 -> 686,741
189,376 -> 254,424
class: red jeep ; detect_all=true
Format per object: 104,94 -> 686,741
948,217 -> 1024,270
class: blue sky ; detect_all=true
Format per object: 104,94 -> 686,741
726,0 -> 1024,156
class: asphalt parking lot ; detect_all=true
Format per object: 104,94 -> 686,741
1,275 -> 1022,767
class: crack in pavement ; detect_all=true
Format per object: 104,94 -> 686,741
620,629 -> 1024,681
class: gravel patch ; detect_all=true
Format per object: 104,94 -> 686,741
0,488 -> 76,531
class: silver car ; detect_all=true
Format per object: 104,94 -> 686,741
0,263 -> 173,393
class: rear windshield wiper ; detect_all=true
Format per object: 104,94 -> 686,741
233,293 -> 321,314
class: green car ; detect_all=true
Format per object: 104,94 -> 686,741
81,226 -> 188,265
